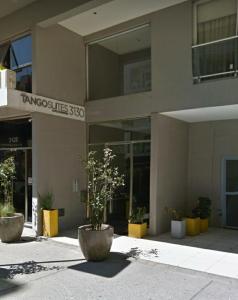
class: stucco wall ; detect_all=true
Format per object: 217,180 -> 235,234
154,115 -> 188,234
33,24 -> 86,105
88,44 -> 120,100
188,119 -> 238,227
32,113 -> 86,233
0,0 -> 89,42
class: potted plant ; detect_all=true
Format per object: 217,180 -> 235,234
39,192 -> 58,237
0,157 -> 24,242
165,207 -> 185,239
193,197 -> 211,233
79,148 -> 124,261
128,207 -> 147,238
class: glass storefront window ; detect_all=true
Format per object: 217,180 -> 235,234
89,118 -> 151,234
0,35 -> 32,92
87,25 -> 151,101
89,118 -> 151,144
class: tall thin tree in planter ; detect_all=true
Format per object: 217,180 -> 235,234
0,157 -> 15,205
0,157 -> 24,242
79,148 -> 124,261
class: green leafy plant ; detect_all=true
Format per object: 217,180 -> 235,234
83,148 -> 125,231
193,197 -> 211,219
0,202 -> 15,217
0,64 -> 7,70
0,156 -> 16,205
165,207 -> 183,221
39,192 -> 54,210
129,207 -> 146,224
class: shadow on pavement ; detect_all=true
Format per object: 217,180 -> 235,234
69,252 -> 131,278
1,236 -> 46,245
0,262 -> 62,279
0,278 -> 22,297
0,258 -> 82,279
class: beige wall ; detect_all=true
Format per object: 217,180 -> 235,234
152,115 -> 188,234
32,113 -> 87,233
0,0 -> 89,42
33,24 -> 86,105
88,44 -> 120,100
188,119 -> 238,227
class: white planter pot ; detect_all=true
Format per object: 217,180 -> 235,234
171,219 -> 186,239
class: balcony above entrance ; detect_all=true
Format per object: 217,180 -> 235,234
0,70 -> 85,121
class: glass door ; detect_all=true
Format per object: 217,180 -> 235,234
223,158 -> 238,228
89,141 -> 150,234
0,149 -> 32,222
107,143 -> 130,234
132,142 -> 150,222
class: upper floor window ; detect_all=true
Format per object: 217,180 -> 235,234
0,35 -> 32,92
193,0 -> 238,82
87,25 -> 151,101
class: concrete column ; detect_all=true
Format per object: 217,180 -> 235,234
149,112 -> 160,235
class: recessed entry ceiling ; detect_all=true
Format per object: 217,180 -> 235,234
97,26 -> 150,55
162,105 -> 238,123
59,0 -> 187,36
0,0 -> 37,19
98,118 -> 150,134
0,107 -> 29,120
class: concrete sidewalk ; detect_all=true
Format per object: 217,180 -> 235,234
51,228 -> 238,280
1,233 -> 238,299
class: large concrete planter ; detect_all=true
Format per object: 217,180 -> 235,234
171,219 -> 186,239
78,224 -> 113,261
0,213 -> 24,242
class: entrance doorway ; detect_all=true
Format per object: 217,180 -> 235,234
0,149 -> 32,222
0,118 -> 32,223
223,158 -> 238,228
90,141 -> 150,234
89,118 -> 151,234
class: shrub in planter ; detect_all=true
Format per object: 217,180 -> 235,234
0,157 -> 24,243
193,197 -> 211,233
40,192 -> 58,237
79,148 -> 124,261
165,207 -> 185,239
128,207 -> 147,238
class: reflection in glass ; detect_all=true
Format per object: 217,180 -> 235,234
10,35 -> 32,69
88,118 -> 151,234
16,66 -> 32,93
226,160 -> 238,192
89,118 -> 151,144
226,195 -> 238,227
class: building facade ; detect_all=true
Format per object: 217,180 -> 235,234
0,0 -> 237,235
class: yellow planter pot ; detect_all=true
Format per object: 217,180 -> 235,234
43,209 -> 58,237
200,218 -> 208,233
186,217 -> 200,236
128,223 -> 147,238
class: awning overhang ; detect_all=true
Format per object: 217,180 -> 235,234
41,0 -> 187,36
161,105 -> 238,123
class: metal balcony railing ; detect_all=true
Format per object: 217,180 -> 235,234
192,36 -> 238,82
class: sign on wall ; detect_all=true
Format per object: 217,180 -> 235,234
1,87 -> 85,122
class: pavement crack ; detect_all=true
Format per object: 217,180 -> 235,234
189,280 -> 213,299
